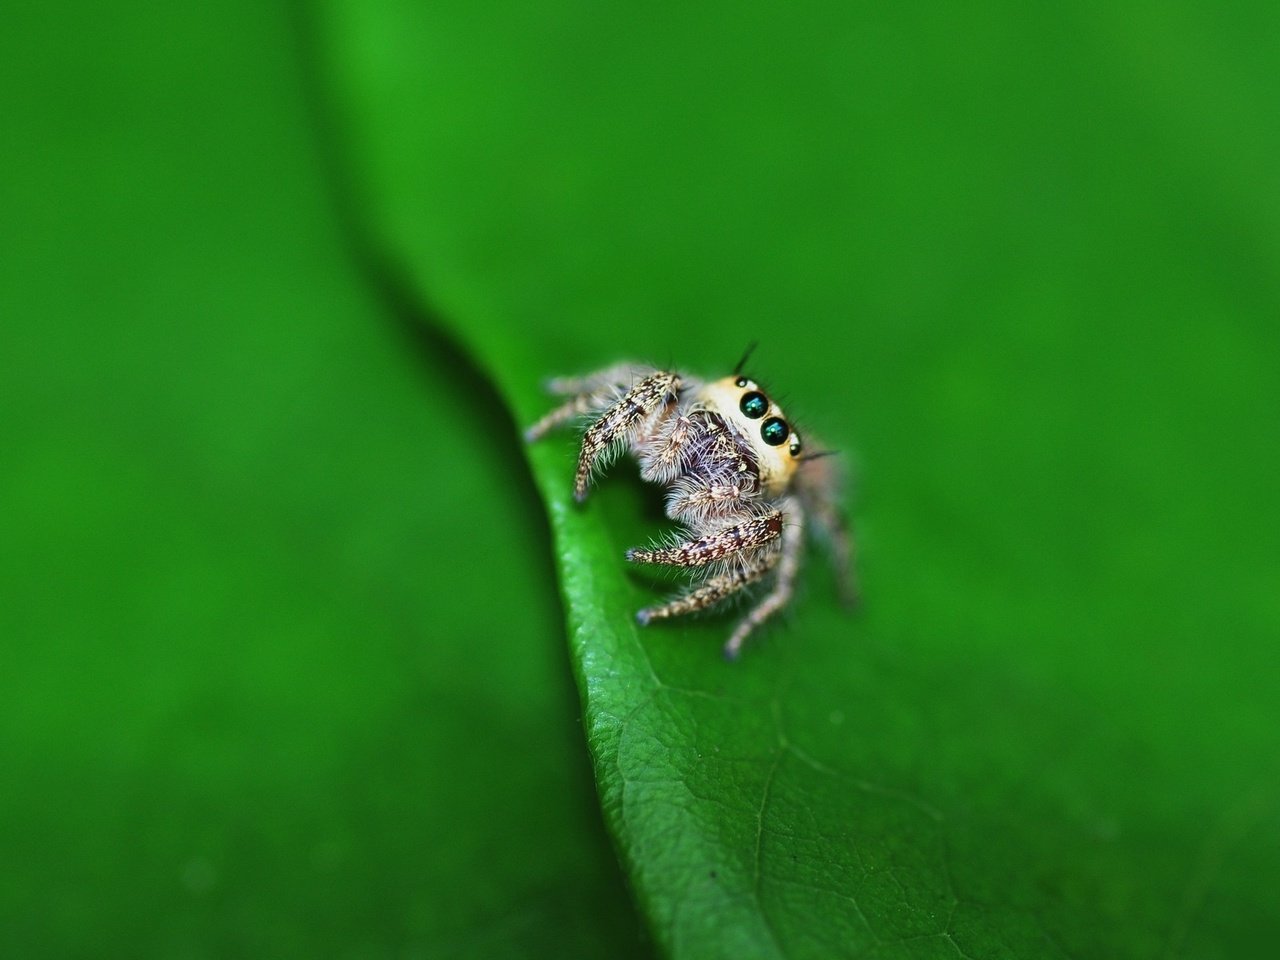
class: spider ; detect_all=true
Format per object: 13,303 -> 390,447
524,346 -> 855,658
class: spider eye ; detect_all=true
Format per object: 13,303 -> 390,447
734,376 -> 748,388
789,437 -> 803,457
739,391 -> 768,419
761,417 -> 789,446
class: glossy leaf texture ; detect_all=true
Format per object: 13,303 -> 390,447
317,1 -> 1280,957
0,3 -> 646,957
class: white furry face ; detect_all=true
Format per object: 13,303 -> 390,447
695,376 -> 802,497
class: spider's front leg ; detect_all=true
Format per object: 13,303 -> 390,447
524,366 -> 681,502
632,498 -> 805,659
636,548 -> 780,626
625,510 -> 783,567
794,451 -> 857,607
543,363 -> 646,398
571,371 -> 681,501
523,363 -> 653,443
723,500 -> 805,659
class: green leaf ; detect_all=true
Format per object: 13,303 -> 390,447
319,1 -> 1280,957
0,3 -> 644,957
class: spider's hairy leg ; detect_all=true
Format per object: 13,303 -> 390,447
523,363 -> 657,443
636,411 -> 699,485
666,467 -> 757,527
572,370 -> 680,501
796,452 -> 858,606
523,392 -> 594,443
635,549 -> 780,626
821,505 -> 857,608
724,500 -> 805,659
625,509 -> 782,567
545,363 -> 646,397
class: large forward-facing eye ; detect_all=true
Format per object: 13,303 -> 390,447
761,417 -> 789,446
740,391 -> 768,419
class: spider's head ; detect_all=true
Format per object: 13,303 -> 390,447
701,375 -> 803,496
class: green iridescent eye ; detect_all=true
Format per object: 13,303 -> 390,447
761,417 -> 789,446
740,391 -> 768,419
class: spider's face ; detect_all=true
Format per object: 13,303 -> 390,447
699,375 -> 803,496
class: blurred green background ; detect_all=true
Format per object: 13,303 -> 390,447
3,1 -> 1279,958
0,3 -> 643,957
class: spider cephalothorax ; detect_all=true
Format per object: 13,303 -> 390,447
525,354 -> 854,658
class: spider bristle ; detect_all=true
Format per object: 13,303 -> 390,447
733,341 -> 759,376
798,450 -> 838,462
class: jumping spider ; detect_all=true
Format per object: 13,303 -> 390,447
525,349 -> 854,658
